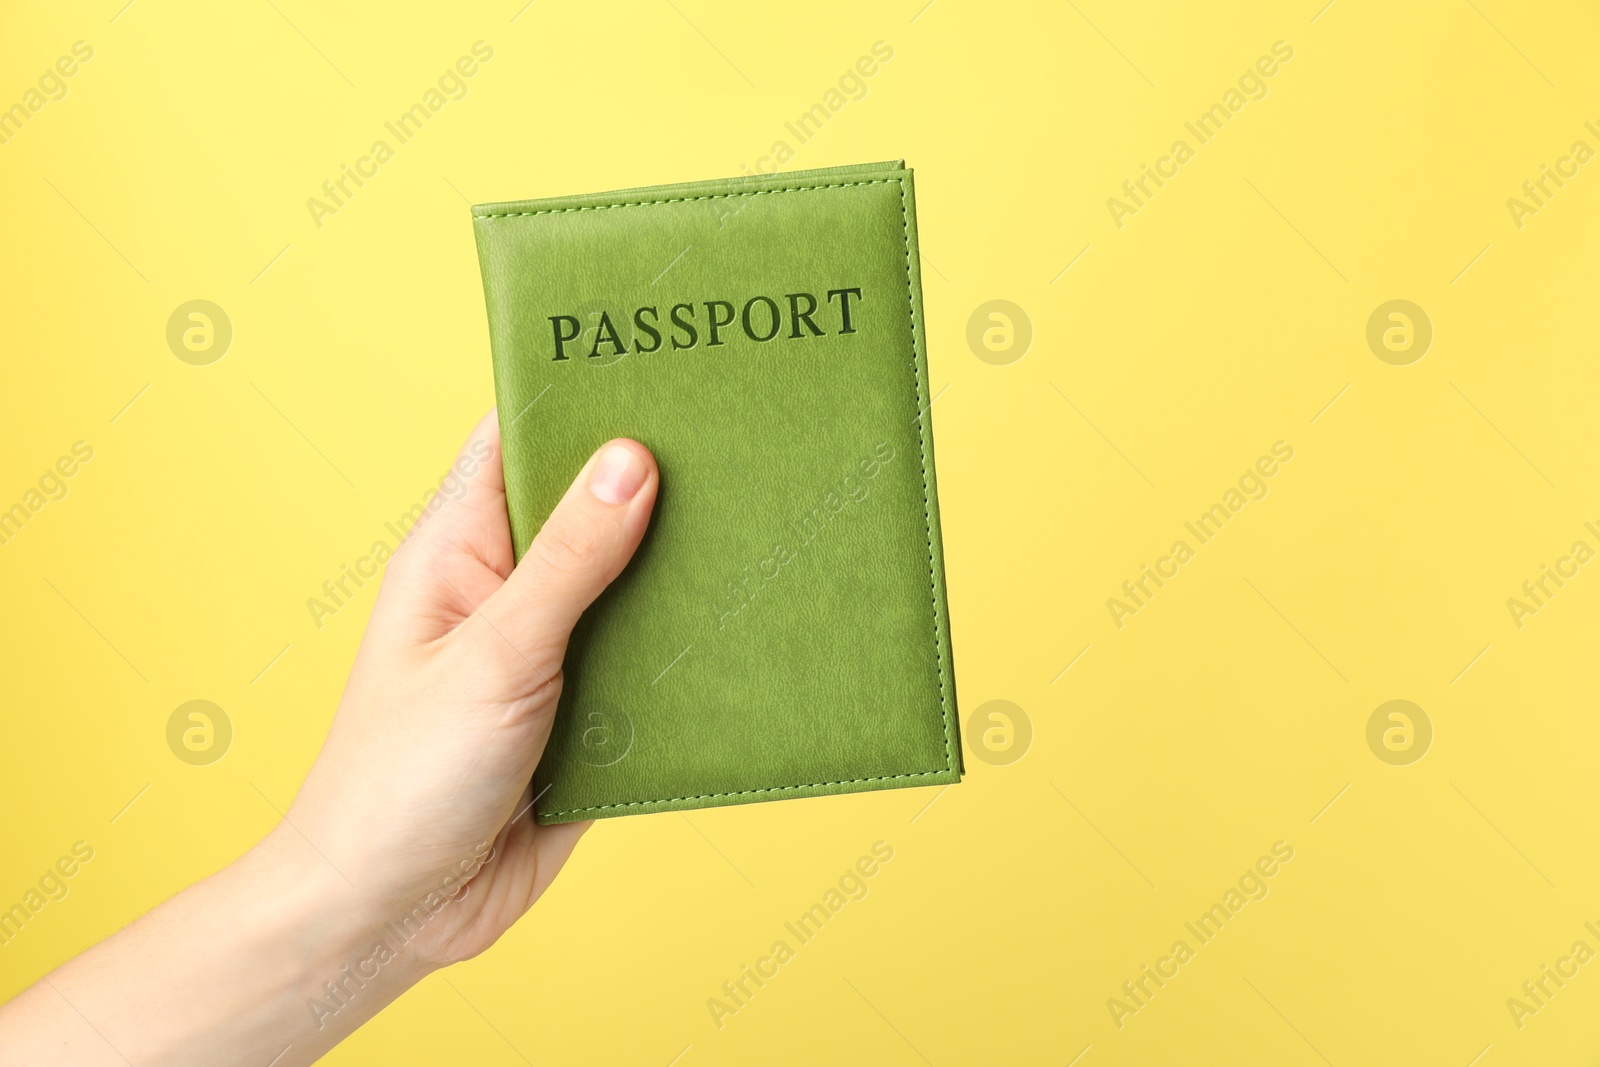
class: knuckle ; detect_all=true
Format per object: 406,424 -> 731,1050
460,615 -> 565,692
530,517 -> 609,575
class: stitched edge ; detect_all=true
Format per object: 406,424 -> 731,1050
490,175 -> 957,818
473,178 -> 897,218
541,770 -> 957,820
892,174 -> 958,784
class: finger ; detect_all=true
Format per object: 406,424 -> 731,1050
477,438 -> 658,670
467,814 -> 593,925
444,407 -> 507,513
391,409 -> 510,576
527,819 -> 593,903
370,411 -> 510,638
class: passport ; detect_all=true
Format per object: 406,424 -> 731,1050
471,161 -> 962,823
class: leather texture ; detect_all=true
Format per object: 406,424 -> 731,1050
472,161 -> 962,823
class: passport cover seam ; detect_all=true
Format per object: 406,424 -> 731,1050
473,178 -> 900,219
478,170 -> 958,819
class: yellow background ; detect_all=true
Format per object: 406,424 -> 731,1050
4,0 -> 1600,1063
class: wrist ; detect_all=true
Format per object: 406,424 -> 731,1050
240,824 -> 439,1031
1,819 -> 445,1067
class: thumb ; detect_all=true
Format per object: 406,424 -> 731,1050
478,438 -> 658,674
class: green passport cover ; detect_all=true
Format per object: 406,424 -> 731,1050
471,161 -> 961,823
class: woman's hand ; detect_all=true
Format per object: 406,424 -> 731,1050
285,411 -> 657,964
0,412 -> 659,1066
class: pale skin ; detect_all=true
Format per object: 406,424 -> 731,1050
0,412 -> 659,1066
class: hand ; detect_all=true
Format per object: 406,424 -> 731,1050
284,411 -> 659,963
0,411 -> 660,1067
